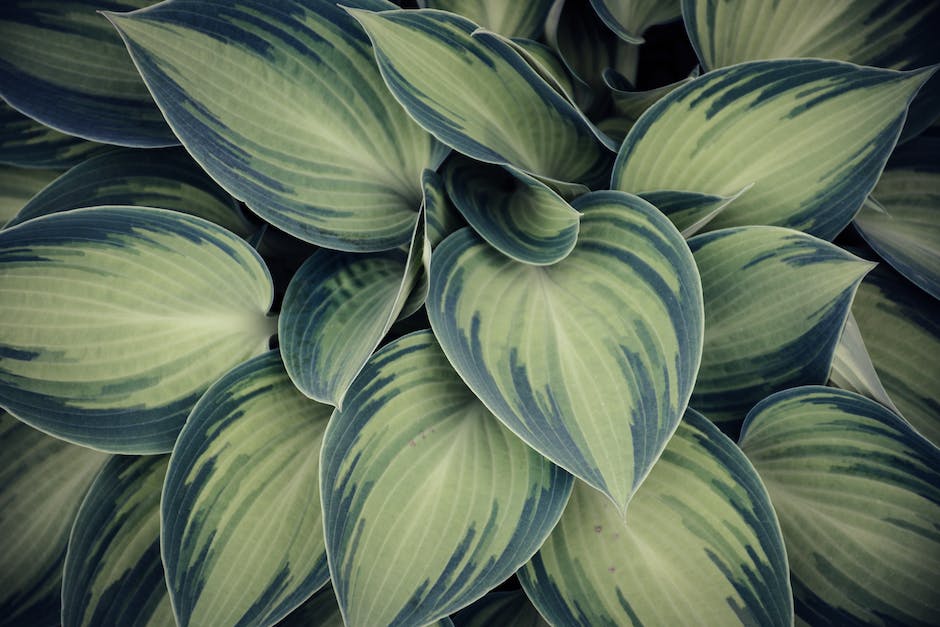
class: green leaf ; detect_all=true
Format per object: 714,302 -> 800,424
602,67 -> 695,140
0,102 -> 112,169
639,187 -> 748,238
852,264 -> 940,445
0,1 -> 176,147
829,312 -> 901,415
451,590 -> 549,627
348,7 -> 611,189
0,414 -> 108,627
106,0 -> 444,252
9,147 -> 254,235
417,0 -> 553,39
519,409 -> 792,626
423,168 -> 466,250
442,154 -> 581,265
0,206 -> 275,453
162,351 -> 332,627
428,191 -> 703,513
589,0 -> 681,44
688,226 -> 875,422
505,38 -> 579,107
612,59 -> 934,239
0,167 -> 62,227
277,585 -> 345,627
856,137 -> 940,299
321,330 -> 573,626
740,386 -> 940,626
62,455 -> 172,627
279,209 -> 426,407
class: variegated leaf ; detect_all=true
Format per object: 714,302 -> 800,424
639,187 -> 747,238
451,590 -> 549,627
0,167 -> 61,227
830,312 -> 901,415
321,330 -> 573,626
428,191 -> 703,513
423,168 -> 465,250
0,414 -> 108,627
10,147 -> 254,235
856,137 -> 940,299
162,351 -> 331,627
589,0 -> 681,44
740,386 -> 940,625
349,7 -> 611,189
107,0 -> 444,252
62,455 -> 172,627
612,59 -> 933,239
0,102 -> 111,169
443,154 -> 581,265
505,38 -> 578,107
688,226 -> 874,422
602,68 -> 695,141
0,1 -> 175,147
520,409 -> 792,626
417,0 -> 553,38
279,209 -> 426,408
0,206 -> 275,453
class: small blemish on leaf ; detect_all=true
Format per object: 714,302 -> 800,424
594,525 -> 602,533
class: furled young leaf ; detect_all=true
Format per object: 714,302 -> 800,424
107,0 -> 444,252
740,386 -> 940,625
0,102 -> 111,169
852,264 -> 940,445
829,312 -> 901,415
451,590 -> 549,627
348,7 -> 611,189
0,1 -> 176,147
589,0 -> 680,44
639,187 -> 747,238
612,59 -> 933,239
62,455 -> 172,627
423,169 -> 465,250
321,330 -> 573,626
0,167 -> 61,226
443,154 -> 581,265
520,409 -> 792,626
688,226 -> 874,422
9,148 -> 254,235
162,352 -> 331,627
0,206 -> 275,453
428,191 -> 703,513
0,414 -> 108,627
279,210 -> 426,408
417,0 -> 553,38
855,137 -> 940,299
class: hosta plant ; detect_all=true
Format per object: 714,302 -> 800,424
1,0 -> 939,626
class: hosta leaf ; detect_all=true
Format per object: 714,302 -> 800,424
0,414 -> 108,627
519,409 -> 792,626
740,386 -> 940,625
278,585 -> 344,627
688,226 -> 874,423
62,455 -> 172,627
505,38 -> 578,107
0,167 -> 61,226
589,0 -> 681,44
451,590 -> 549,627
321,330 -> 573,626
428,191 -> 703,513
0,102 -> 111,169
830,312 -> 901,415
162,351 -> 331,627
639,187 -> 747,238
107,0 -> 443,252
612,59 -> 933,239
349,7 -> 611,188
443,154 -> 581,265
279,209 -> 426,407
853,264 -> 940,445
0,1 -> 175,147
856,137 -> 940,299
0,206 -> 275,453
423,168 -> 465,250
417,0 -> 553,39
602,68 -> 695,140
10,147 -> 254,235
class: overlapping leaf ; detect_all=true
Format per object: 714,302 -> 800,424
423,168 -> 465,250
0,1 -> 175,147
0,102 -> 111,169
107,0 -> 444,251
612,59 -> 933,239
0,414 -> 108,627
0,206 -> 275,453
639,188 -> 746,238
62,455 -> 171,627
688,226 -> 874,422
829,312 -> 901,415
740,386 -> 940,625
321,330 -> 573,626
162,352 -> 331,627
0,167 -> 61,227
451,590 -> 549,627
601,68 -> 695,141
590,0 -> 681,44
428,191 -> 703,513
520,409 -> 792,626
417,0 -> 553,38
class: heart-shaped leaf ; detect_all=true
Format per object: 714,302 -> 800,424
162,351 -> 331,627
321,330 -> 573,626
428,190 -> 703,513
0,206 -> 275,453
0,102 -> 111,169
740,386 -> 940,625
519,409 -> 792,626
